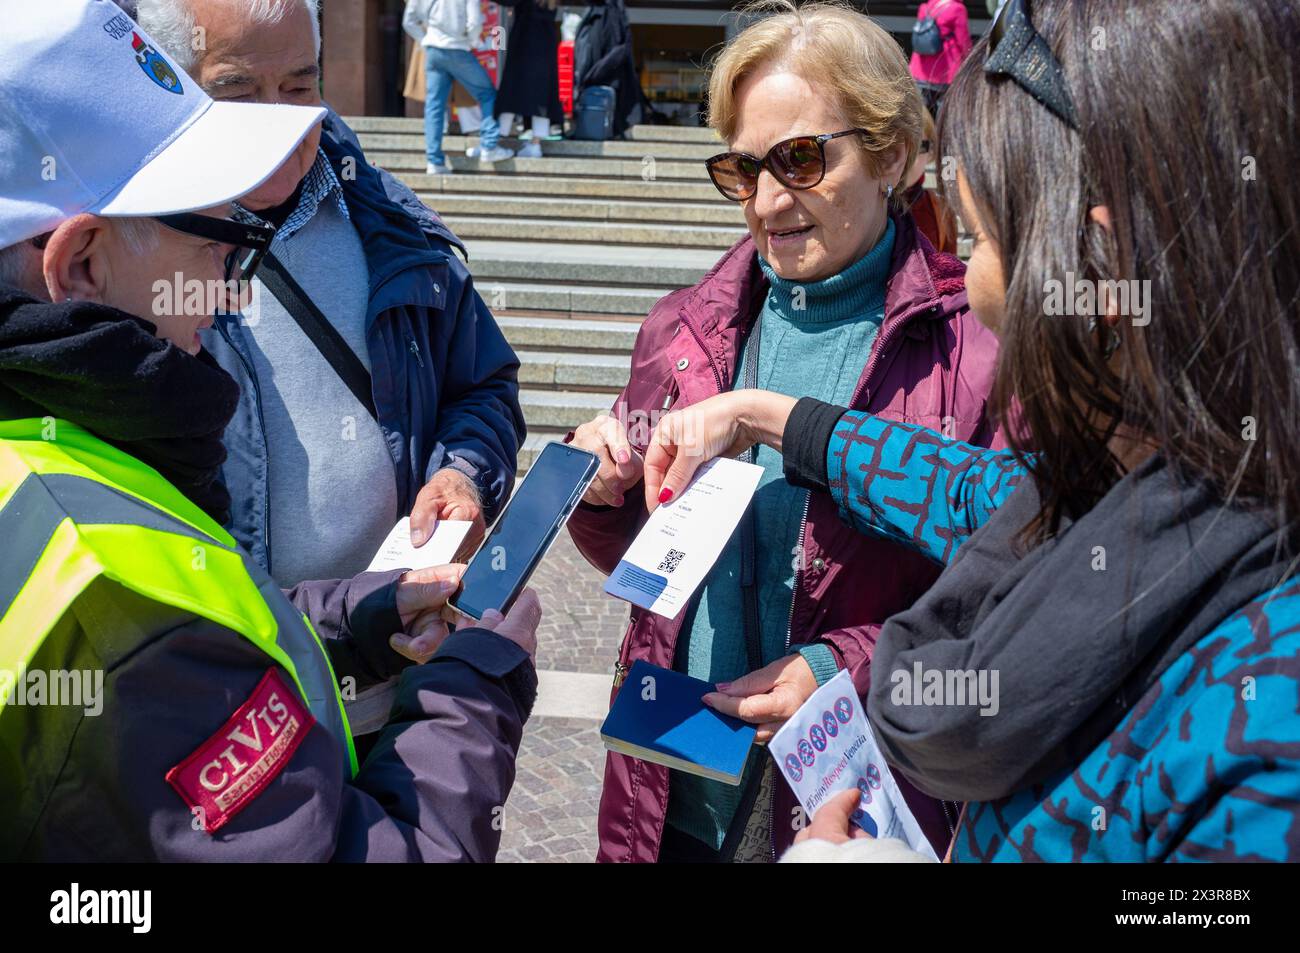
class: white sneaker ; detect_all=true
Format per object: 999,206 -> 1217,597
478,146 -> 515,164
425,162 -> 454,174
517,141 -> 543,159
464,145 -> 479,159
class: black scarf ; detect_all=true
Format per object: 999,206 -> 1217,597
0,285 -> 239,523
866,453 -> 1295,803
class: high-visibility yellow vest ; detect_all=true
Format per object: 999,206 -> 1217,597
0,417 -> 356,777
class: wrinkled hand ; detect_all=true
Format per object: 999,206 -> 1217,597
410,468 -> 486,562
644,390 -> 796,511
568,413 -> 644,507
452,588 -> 542,663
701,653 -> 819,744
389,563 -> 466,663
794,788 -> 871,845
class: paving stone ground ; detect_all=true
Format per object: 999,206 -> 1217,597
530,531 -> 628,676
497,531 -> 628,862
496,716 -> 607,863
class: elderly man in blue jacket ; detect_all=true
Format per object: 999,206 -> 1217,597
133,0 -> 525,592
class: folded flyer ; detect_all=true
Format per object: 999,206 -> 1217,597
770,670 -> 938,859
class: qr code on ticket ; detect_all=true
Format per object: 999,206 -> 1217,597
657,549 -> 686,574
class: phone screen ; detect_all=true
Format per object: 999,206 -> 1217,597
451,441 -> 599,622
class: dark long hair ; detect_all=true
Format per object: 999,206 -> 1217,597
939,0 -> 1300,542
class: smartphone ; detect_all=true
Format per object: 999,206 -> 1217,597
449,441 -> 600,622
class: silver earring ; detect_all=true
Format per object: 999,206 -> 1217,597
885,184 -> 894,201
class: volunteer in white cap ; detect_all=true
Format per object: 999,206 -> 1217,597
0,0 -> 323,349
0,0 -> 541,863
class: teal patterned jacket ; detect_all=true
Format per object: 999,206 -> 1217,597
826,412 -> 1300,862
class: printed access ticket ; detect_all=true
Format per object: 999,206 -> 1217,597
604,457 -> 763,619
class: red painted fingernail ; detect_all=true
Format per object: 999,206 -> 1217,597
716,681 -> 732,691
658,487 -> 674,504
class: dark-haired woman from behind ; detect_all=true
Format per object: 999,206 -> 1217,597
640,0 -> 1300,862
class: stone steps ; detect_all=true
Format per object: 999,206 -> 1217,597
441,215 -> 745,249
465,240 -> 715,290
423,193 -> 744,226
360,131 -> 721,162
366,150 -> 707,181
408,172 -> 724,203
518,388 -> 615,432
496,314 -> 642,355
347,115 -> 719,144
477,281 -> 665,318
626,124 -> 721,144
516,349 -> 631,391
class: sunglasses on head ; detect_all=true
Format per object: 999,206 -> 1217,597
986,0 -> 1078,129
704,129 -> 866,202
152,212 -> 277,284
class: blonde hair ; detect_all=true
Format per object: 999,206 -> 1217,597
707,1 -> 922,197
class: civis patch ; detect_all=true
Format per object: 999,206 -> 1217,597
166,668 -> 314,834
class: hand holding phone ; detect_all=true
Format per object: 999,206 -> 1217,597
449,442 -> 599,623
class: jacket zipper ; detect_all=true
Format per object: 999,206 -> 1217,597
850,304 -> 931,409
681,315 -> 727,394
765,305 -> 935,862
408,336 -> 425,369
216,318 -> 274,565
686,308 -> 774,858
768,490 -> 810,861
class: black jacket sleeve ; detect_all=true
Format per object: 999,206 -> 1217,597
782,396 -> 847,493
284,569 -> 411,691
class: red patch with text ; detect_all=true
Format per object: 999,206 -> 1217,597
166,668 -> 314,834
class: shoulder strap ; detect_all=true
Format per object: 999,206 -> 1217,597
720,323 -> 780,862
258,253 -> 379,421
737,318 -> 764,674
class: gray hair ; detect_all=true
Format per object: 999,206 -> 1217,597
0,242 -> 33,290
134,0 -> 321,75
114,217 -> 163,257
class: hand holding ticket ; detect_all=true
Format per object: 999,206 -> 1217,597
604,457 -> 763,619
366,516 -> 472,573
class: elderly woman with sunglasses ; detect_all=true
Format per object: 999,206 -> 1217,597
638,0 -> 1300,864
565,0 -> 1001,864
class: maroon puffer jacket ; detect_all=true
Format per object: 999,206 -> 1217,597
568,212 -> 1003,862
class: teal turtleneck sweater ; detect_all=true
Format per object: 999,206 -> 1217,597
667,217 -> 896,853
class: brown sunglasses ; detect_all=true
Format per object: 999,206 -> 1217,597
704,129 -> 866,201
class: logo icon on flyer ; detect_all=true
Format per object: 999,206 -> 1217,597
785,753 -> 803,783
865,763 -> 882,790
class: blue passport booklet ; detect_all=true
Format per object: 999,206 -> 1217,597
600,660 -> 757,785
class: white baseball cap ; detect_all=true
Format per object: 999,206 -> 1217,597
0,0 -> 326,249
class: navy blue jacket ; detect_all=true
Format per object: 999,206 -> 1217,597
211,112 -> 525,573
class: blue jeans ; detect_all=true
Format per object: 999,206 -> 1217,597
424,46 -> 500,165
